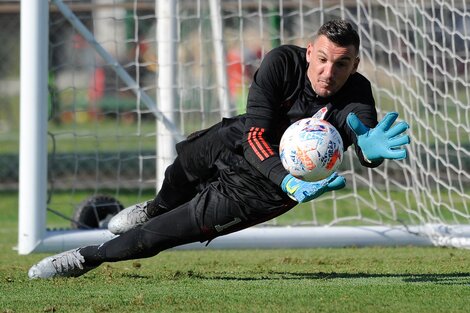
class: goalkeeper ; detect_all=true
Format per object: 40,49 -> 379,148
29,19 -> 410,279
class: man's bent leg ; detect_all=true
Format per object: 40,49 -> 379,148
100,181 -> 293,265
108,157 -> 201,234
83,202 -> 205,264
84,178 -> 292,265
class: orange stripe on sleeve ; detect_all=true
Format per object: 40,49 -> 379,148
248,128 -> 266,160
248,127 -> 274,161
256,128 -> 274,156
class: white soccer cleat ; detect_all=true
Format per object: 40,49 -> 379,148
28,248 -> 95,279
107,201 -> 152,235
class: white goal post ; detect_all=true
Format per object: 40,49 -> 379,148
18,0 -> 470,254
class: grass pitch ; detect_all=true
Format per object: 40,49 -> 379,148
2,191 -> 470,313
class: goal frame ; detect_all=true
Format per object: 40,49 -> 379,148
18,0 -> 469,254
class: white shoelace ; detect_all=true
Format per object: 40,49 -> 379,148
51,250 -> 85,272
128,202 -> 151,224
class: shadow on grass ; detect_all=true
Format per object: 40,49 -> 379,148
187,271 -> 470,285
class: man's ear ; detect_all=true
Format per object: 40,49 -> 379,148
351,56 -> 360,74
306,42 -> 314,63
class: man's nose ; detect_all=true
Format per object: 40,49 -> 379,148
323,63 -> 334,77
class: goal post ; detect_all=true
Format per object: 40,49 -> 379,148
18,0 -> 470,254
18,0 -> 49,254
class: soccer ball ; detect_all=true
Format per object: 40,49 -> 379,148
279,118 -> 343,182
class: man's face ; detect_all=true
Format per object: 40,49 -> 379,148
306,34 -> 360,97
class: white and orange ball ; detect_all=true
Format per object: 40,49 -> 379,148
279,118 -> 343,182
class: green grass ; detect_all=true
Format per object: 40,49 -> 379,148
2,191 -> 470,312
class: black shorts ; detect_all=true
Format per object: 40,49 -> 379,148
172,120 -> 296,240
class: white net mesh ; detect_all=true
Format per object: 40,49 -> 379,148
45,0 -> 470,247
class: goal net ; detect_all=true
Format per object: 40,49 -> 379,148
18,0 -> 470,253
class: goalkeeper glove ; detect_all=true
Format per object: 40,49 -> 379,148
281,173 -> 346,203
347,111 -> 410,162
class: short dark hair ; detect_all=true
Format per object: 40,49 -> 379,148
316,19 -> 360,54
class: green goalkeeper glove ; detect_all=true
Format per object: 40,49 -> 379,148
281,173 -> 346,203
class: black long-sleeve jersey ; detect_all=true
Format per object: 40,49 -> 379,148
218,45 -> 381,186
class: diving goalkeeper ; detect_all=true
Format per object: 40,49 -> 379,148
28,19 -> 410,279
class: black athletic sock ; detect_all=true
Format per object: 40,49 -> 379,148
145,198 -> 169,217
79,245 -> 104,267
